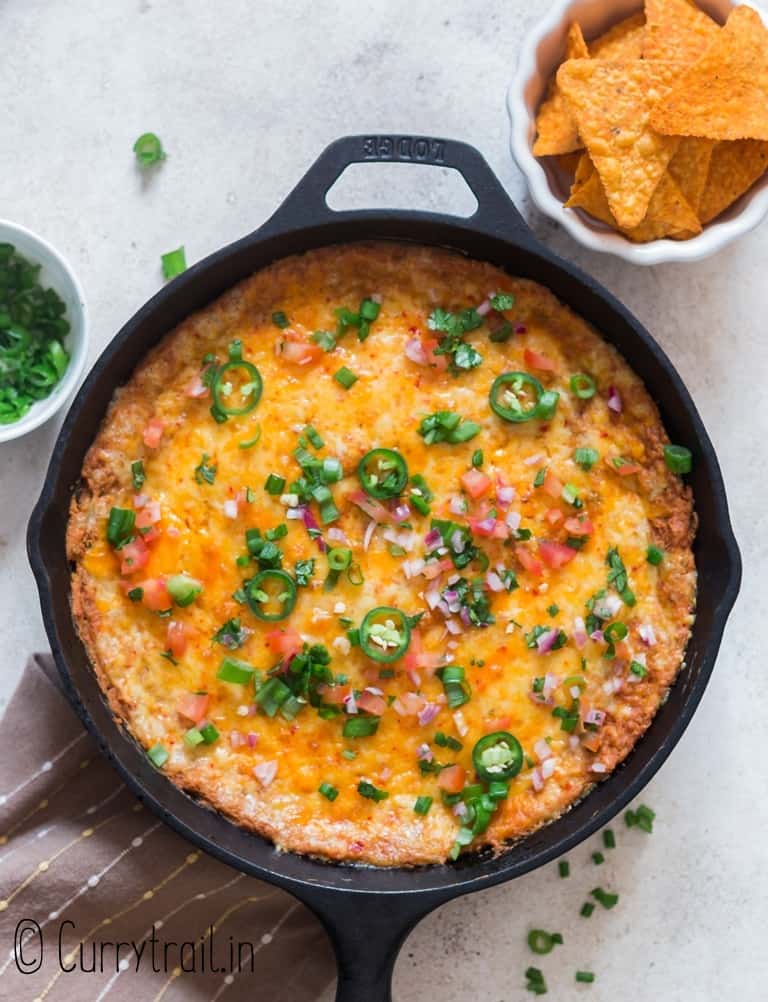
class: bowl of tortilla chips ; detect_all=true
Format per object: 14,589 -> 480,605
508,0 -> 768,263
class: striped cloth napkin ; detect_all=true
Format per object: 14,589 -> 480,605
0,655 -> 335,1001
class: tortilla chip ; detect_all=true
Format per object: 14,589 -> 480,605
567,155 -> 702,241
668,137 -> 716,214
590,13 -> 646,60
533,24 -> 590,156
650,6 -> 768,141
643,0 -> 720,63
557,59 -> 682,228
699,139 -> 768,222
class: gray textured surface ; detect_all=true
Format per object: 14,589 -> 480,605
0,1 -> 764,999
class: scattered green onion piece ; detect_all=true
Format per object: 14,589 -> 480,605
471,449 -> 484,468
343,716 -> 380,738
663,444 -> 692,474
272,311 -> 289,329
592,851 -> 604,865
183,727 -> 204,749
580,902 -> 594,918
216,656 -> 255,684
147,744 -> 169,768
127,587 -> 143,602
305,425 -> 324,449
573,447 -> 599,471
106,507 -> 136,548
437,664 -> 471,709
318,782 -> 339,801
133,133 -> 165,167
161,247 -> 187,280
591,887 -> 619,909
558,860 -> 570,878
414,795 -> 433,816
334,366 -> 358,389
166,573 -> 204,607
646,544 -> 665,565
357,780 -> 389,801
527,930 -> 561,955
131,460 -> 146,490
264,473 -> 286,495
575,972 -> 595,984
199,722 -> 219,744
255,677 -> 291,717
603,829 -> 616,849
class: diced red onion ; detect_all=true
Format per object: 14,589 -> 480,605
608,386 -> 622,414
585,708 -> 606,727
536,628 -> 560,654
570,685 -> 581,699
505,511 -> 522,532
594,594 -> 622,619
223,499 -> 238,520
541,757 -> 556,780
417,743 -> 433,762
247,732 -> 259,748
459,607 -> 472,627
405,337 -> 430,365
286,505 -> 305,521
573,616 -> 587,649
424,528 -> 441,549
453,710 -> 469,737
453,801 -> 468,818
475,517 -> 496,534
363,519 -> 377,551
523,452 -> 544,466
402,557 -> 425,579
344,692 -> 358,715
638,624 -> 657,646
476,297 -> 493,317
590,629 -> 605,643
534,738 -> 552,762
445,617 -> 463,635
531,768 -> 544,792
486,570 -> 505,593
450,529 -> 466,553
425,588 -> 442,610
327,527 -> 349,544
515,323 -> 527,334
449,495 -> 467,515
591,762 -> 607,774
253,760 -> 278,786
230,730 -> 245,748
133,493 -> 148,509
392,502 -> 411,522
568,735 -> 580,750
365,686 -> 384,696
418,702 -> 441,726
186,375 -> 209,398
407,669 -> 421,687
497,485 -> 516,507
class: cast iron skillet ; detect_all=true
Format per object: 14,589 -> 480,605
28,135 -> 741,1001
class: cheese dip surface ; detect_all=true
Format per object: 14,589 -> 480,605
68,243 -> 695,866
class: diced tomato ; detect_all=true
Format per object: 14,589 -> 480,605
613,460 -> 642,476
422,558 -> 453,580
524,347 -> 557,372
438,764 -> 466,793
139,526 -> 160,544
492,520 -> 510,540
467,516 -> 498,538
140,577 -> 171,611
422,338 -> 448,370
277,331 -> 322,365
318,684 -> 351,706
403,632 -> 443,674
142,418 -> 164,448
539,540 -> 578,569
120,537 -> 149,576
266,627 -> 303,661
542,470 -> 563,499
582,732 -> 601,753
461,469 -> 491,499
484,716 -> 511,733
167,620 -> 188,658
135,500 -> 161,529
392,691 -> 427,716
564,516 -> 594,537
545,508 -> 564,526
357,691 -> 387,716
515,545 -> 544,576
177,692 -> 210,724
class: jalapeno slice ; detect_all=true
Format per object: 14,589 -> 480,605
245,569 -> 297,622
359,606 -> 411,663
357,448 -> 409,500
472,731 -> 523,781
211,360 -> 263,416
489,372 -> 559,423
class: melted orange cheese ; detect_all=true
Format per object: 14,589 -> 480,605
69,243 -> 695,866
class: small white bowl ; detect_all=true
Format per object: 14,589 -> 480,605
0,220 -> 88,443
507,0 -> 768,264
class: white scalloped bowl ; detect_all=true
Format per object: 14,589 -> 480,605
507,0 -> 768,265
0,220 -> 88,443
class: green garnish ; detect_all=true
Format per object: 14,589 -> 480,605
183,727 -> 205,749
343,716 -> 380,738
414,795 -> 433,815
106,507 -> 136,548
245,568 -> 297,622
294,558 -> 315,586
525,967 -> 547,996
569,372 -> 597,399
265,473 -> 286,495
147,744 -> 169,768
127,587 -> 143,602
311,330 -> 336,352
490,292 -> 515,311
359,606 -> 412,663
471,448 -> 484,468
576,972 -> 595,984
0,244 -> 71,426
210,355 -> 263,419
357,780 -> 389,802
646,544 -> 665,565
591,887 -> 619,909
216,656 -> 255,684
199,722 -> 219,744
603,828 -> 616,849
437,664 -> 471,708
606,547 -> 635,606
630,659 -> 648,679
318,782 -> 339,801
580,902 -> 595,918
573,446 -> 599,471
131,460 -> 146,490
334,366 -> 358,389
194,453 -> 217,485
527,930 -> 562,955
133,133 -> 165,167
213,617 -> 248,649
166,573 -> 204,607
238,428 -> 262,450
161,247 -> 187,280
473,732 -> 523,781
272,311 -> 289,329
592,851 -> 605,865
434,731 -> 463,752
427,306 -> 484,373
418,410 -> 481,445
558,860 -> 570,878
663,444 -> 692,474
625,804 -> 655,832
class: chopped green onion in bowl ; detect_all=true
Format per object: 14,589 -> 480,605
0,242 -> 72,427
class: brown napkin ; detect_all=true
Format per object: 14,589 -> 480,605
0,656 -> 335,1000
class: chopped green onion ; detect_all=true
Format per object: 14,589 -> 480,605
575,971 -> 595,984
418,410 -> 480,445
334,366 -> 358,389
131,460 -> 146,490
580,902 -> 594,918
216,656 -> 255,684
591,887 -> 619,909
603,828 -> 616,849
305,425 -> 324,449
525,967 -> 547,996
194,453 -> 217,485
127,587 -> 143,602
264,473 -> 286,495
357,780 -> 389,802
570,373 -> 597,399
625,804 -> 655,832
343,716 -> 380,738
646,544 -> 664,565
166,573 -> 204,607
106,507 -> 136,548
318,782 -> 339,801
471,448 -> 484,468
147,743 -> 169,768
199,722 -> 219,744
558,860 -> 570,878
527,930 -> 561,955
183,727 -> 204,748
272,311 -> 289,329
133,132 -> 165,167
255,677 -> 291,717
573,447 -> 599,471
663,444 -> 692,474
437,664 -> 471,708
592,851 -> 604,865
413,795 -> 433,815
341,749 -> 357,761
311,330 -> 336,352
161,246 -> 187,280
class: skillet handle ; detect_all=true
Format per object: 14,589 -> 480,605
258,133 -> 532,242
291,887 -> 442,1002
